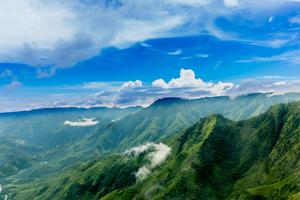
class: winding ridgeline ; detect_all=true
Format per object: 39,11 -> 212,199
2,93 -> 300,199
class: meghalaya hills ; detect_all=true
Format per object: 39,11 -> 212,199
2,93 -> 300,200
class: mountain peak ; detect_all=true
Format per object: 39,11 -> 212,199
150,97 -> 186,107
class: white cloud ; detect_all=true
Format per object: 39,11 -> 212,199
3,80 -> 22,92
1,68 -> 300,112
152,69 -> 205,88
0,0 -> 188,70
140,42 -> 151,48
152,68 -> 234,95
273,81 -> 286,86
121,80 -> 143,90
152,79 -> 168,88
64,118 -> 98,127
0,0 -> 295,74
168,49 -> 182,56
82,82 -> 122,90
135,166 -> 151,181
126,142 -> 171,181
226,78 -> 300,96
237,50 -> 300,64
289,15 -> 300,24
224,0 -> 239,8
148,143 -> 171,167
126,143 -> 154,156
197,54 -> 209,58
181,53 -> 209,60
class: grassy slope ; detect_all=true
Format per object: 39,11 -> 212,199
102,102 -> 300,200
12,155 -> 140,200
1,93 -> 299,182
14,101 -> 300,200
89,93 -> 300,153
0,107 -> 141,190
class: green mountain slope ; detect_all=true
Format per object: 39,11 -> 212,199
87,93 -> 300,152
13,101 -> 300,200
104,102 -> 300,200
0,106 -> 141,180
3,92 -> 300,199
0,106 -> 141,149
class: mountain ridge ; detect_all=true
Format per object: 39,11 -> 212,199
12,101 -> 300,200
0,92 -> 296,115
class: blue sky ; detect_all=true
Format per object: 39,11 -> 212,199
1,0 -> 300,111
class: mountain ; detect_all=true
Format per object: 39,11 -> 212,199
0,106 -> 141,178
12,101 -> 300,200
85,93 -> 300,152
2,93 -> 300,199
0,106 -> 142,149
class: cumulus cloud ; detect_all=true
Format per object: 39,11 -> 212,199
126,142 -> 171,181
152,68 -> 234,95
1,67 -> 296,112
121,80 -> 143,90
152,68 -> 205,88
63,118 -> 98,127
1,68 -> 300,112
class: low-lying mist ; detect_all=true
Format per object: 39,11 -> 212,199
126,142 -> 171,181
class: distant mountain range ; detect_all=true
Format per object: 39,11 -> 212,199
2,92 -> 300,199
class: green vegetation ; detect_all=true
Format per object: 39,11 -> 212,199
0,106 -> 141,187
12,155 -> 141,200
87,93 -> 300,152
12,100 -> 300,200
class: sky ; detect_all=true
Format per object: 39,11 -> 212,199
1,0 -> 300,112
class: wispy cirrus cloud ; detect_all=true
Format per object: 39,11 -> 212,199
167,49 -> 182,56
237,50 -> 300,64
289,15 -> 300,24
4,80 -> 22,91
